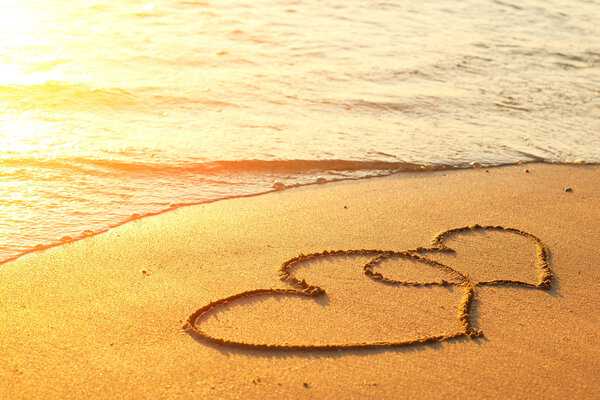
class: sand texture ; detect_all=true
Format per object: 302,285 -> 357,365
1,163 -> 599,399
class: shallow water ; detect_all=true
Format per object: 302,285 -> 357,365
1,0 -> 599,262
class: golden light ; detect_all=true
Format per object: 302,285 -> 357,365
0,2 -> 66,143
0,1 -> 41,44
0,1 -> 78,88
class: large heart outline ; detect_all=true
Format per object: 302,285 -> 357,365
185,225 -> 552,350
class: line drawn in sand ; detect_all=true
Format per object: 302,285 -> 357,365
185,224 -> 552,350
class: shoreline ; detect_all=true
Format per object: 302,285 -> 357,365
1,160 -> 595,267
1,163 -> 599,398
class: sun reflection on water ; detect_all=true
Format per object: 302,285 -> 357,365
0,1 -> 42,44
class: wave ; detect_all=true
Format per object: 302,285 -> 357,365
0,157 -> 451,177
4,154 -> 596,181
12,156 -> 597,178
175,159 -> 446,174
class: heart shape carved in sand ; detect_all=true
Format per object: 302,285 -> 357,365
186,225 -> 552,350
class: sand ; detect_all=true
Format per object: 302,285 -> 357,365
1,163 -> 599,399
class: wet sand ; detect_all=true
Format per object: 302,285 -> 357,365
1,163 -> 599,399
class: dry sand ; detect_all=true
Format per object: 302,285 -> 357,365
1,163 -> 599,399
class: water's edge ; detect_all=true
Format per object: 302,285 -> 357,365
2,160 -> 595,267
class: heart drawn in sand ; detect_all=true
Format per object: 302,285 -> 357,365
185,225 -> 552,351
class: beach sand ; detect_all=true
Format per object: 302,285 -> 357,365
1,163 -> 599,399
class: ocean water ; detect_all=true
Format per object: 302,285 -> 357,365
1,0 -> 599,263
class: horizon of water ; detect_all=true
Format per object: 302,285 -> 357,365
1,0 -> 599,263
